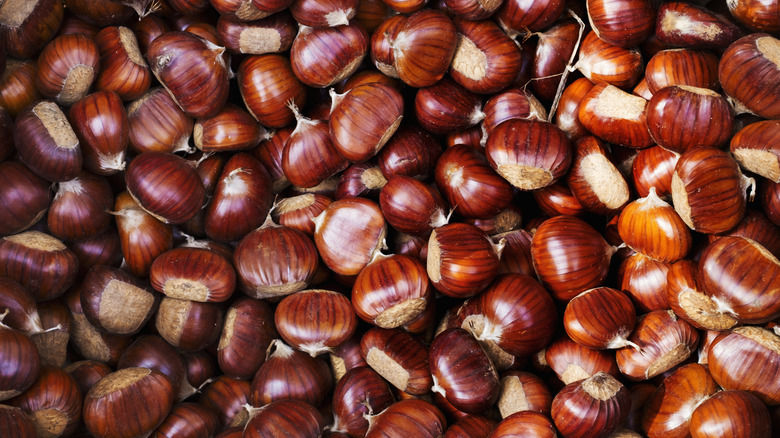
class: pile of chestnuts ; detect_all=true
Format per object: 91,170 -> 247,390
0,0 -> 779,436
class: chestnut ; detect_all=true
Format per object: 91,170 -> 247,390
126,87 -> 194,154
14,100 -> 82,183
124,152 -> 206,225
79,265 -> 158,336
485,118 -> 572,191
69,90 -> 129,175
545,336 -> 620,385
427,222 -> 503,298
275,289 -> 357,356
149,247 -> 236,303
35,33 -> 99,106
496,370 -> 553,418
94,26 -> 152,101
0,231 -> 78,302
0,162 -> 52,237
429,328 -> 500,414
365,399 -> 446,438
250,339 -> 332,407
313,197 -> 387,277
331,366 -> 395,437
689,390 -> 772,438
146,31 -> 230,119
83,368 -> 175,438
531,215 -> 615,302
112,191 -> 174,278
0,325 -> 40,402
199,376 -> 251,431
154,297 -> 224,352
551,372 -> 631,438
360,327 -> 433,396
290,24 -> 368,88
392,9 -> 458,88
9,365 -> 83,438
243,399 -> 325,438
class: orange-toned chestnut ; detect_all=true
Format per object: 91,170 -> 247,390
450,18 -> 523,95
730,119 -> 780,183
149,247 -> 235,303
667,259 -> 738,331
94,26 -> 152,101
656,2 -> 740,50
566,135 -> 631,215
352,253 -> 431,329
275,289 -> 357,356
689,390 -> 772,438
290,23 -> 367,88
645,48 -> 720,94
545,336 -> 620,385
587,0 -> 656,48
238,54 -> 308,126
617,187 -> 691,263
640,363 -> 719,438
112,191 -> 174,278
0,0 -> 64,60
719,33 -> 780,119
646,85 -> 733,153
69,90 -> 128,175
496,0 -> 564,35
489,411 -> 556,438
35,33 -> 99,106
617,252 -> 671,312
330,82 -> 404,162
126,87 -> 194,154
575,31 -> 643,89
392,9 -> 457,88
435,144 -> 514,219
631,145 -> 679,199
194,103 -> 268,153
564,287 -> 637,350
699,236 -> 780,324
578,82 -> 654,149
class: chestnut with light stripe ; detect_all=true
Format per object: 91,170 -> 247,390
671,147 -> 749,234
640,363 -> 719,438
274,289 -> 357,357
531,215 -> 615,302
709,326 -> 780,406
618,187 -> 691,263
427,222 -> 504,298
616,310 -> 699,381
392,9 -> 457,88
331,366 -> 395,437
250,339 -> 332,407
435,145 -> 514,220
237,54 -> 306,128
564,287 -> 636,350
485,119 -> 572,191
